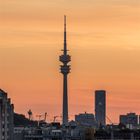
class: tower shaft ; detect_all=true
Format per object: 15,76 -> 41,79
63,74 -> 68,124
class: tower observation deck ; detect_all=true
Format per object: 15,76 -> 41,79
59,16 -> 71,125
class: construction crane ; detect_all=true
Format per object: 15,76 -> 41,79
53,116 -> 59,122
36,114 -> 42,122
52,115 -> 63,122
44,112 -> 47,122
36,113 -> 48,121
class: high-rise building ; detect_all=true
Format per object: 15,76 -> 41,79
0,89 -> 14,140
95,90 -> 106,126
120,113 -> 138,129
59,16 -> 71,125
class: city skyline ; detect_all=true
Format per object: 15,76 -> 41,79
1,0 -> 140,123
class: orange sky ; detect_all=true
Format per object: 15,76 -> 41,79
0,0 -> 140,123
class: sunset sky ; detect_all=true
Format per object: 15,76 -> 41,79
1,0 -> 140,123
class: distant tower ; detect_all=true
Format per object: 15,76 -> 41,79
59,16 -> 71,125
28,109 -> 33,121
95,90 -> 106,126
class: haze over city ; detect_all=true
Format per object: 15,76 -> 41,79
1,0 -> 140,123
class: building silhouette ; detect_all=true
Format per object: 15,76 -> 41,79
95,90 -> 106,126
59,16 -> 71,125
75,112 -> 97,127
120,112 -> 139,129
0,89 -> 14,140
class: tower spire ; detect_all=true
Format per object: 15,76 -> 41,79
64,15 -> 67,55
59,16 -> 71,125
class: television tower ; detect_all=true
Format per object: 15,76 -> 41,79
59,16 -> 71,125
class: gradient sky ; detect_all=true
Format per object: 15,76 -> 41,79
1,0 -> 140,123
